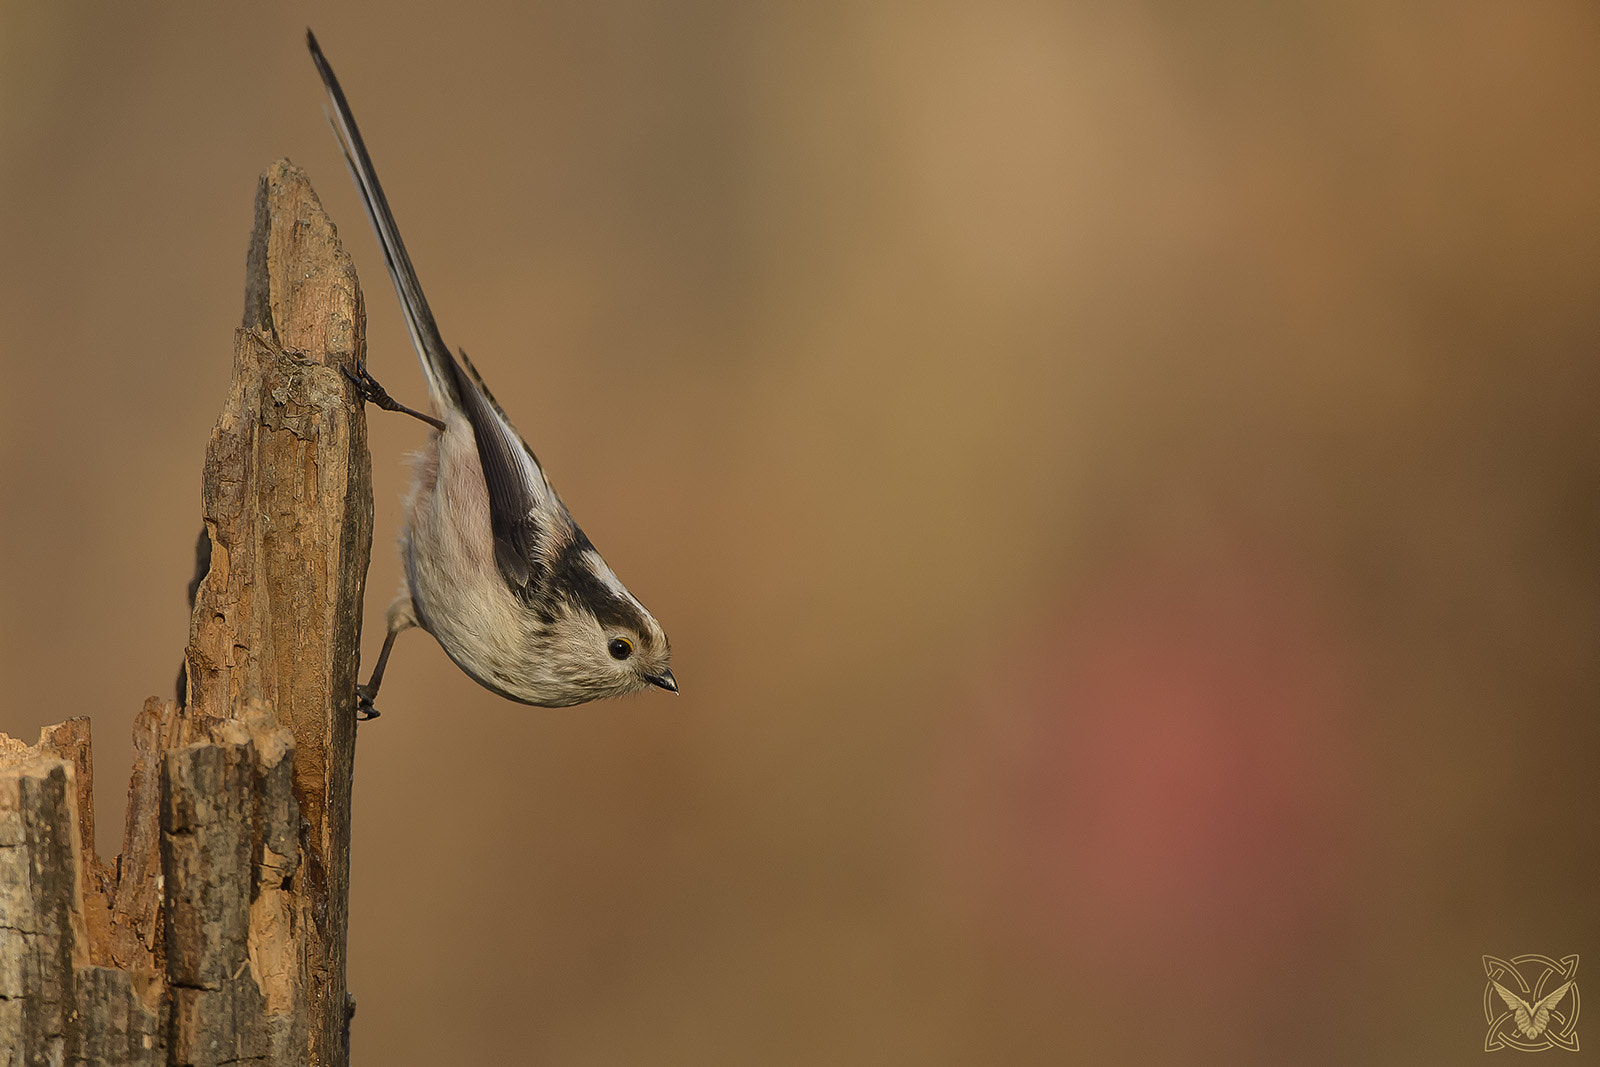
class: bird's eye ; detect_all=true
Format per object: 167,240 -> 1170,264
608,637 -> 634,660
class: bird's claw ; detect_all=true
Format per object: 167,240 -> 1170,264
342,363 -> 387,404
341,363 -> 447,431
355,684 -> 381,722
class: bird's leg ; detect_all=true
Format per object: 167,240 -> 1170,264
343,363 -> 447,431
355,628 -> 401,721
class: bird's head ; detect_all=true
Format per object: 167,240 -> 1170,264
528,535 -> 675,705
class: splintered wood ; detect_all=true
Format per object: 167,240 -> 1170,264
0,161 -> 372,1067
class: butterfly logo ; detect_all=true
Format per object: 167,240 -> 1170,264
1484,954 -> 1579,1052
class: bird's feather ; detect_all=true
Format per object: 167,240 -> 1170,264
305,29 -> 459,411
1530,981 -> 1574,1037
451,349 -> 561,593
1493,979 -> 1573,1039
306,29 -> 560,596
1493,982 -> 1535,1037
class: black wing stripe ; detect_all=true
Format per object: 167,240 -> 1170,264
308,30 -> 552,593
446,355 -> 551,590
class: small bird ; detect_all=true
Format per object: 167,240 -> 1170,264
307,30 -> 676,717
1492,980 -> 1574,1040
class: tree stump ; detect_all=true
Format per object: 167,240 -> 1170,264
0,160 -> 372,1067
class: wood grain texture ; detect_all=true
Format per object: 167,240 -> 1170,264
0,160 -> 371,1067
183,157 -> 371,1067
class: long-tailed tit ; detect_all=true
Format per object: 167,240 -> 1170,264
307,30 -> 676,718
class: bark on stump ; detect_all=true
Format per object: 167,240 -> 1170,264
0,160 -> 372,1067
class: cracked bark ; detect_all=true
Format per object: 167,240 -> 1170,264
0,160 -> 371,1067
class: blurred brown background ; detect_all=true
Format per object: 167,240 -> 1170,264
4,2 -> 1598,1063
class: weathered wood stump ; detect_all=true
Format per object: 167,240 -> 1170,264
0,160 -> 371,1067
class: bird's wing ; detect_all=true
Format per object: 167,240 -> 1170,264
306,31 -> 556,594
1493,982 -> 1536,1037
1529,981 -> 1574,1036
453,348 -> 562,592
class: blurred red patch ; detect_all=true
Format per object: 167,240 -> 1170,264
939,545 -> 1356,977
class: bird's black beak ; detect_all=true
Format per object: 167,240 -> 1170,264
646,668 -> 678,694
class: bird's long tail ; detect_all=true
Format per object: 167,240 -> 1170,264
306,29 -> 461,413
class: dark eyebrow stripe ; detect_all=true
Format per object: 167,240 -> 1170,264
548,530 -> 649,633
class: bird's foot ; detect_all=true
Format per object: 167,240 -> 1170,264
342,364 -> 446,431
355,684 -> 382,722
